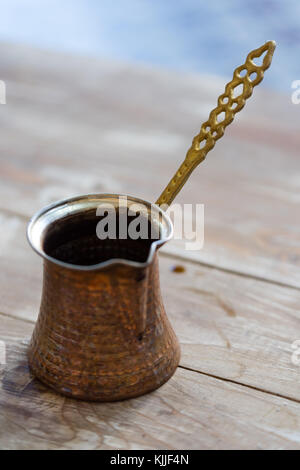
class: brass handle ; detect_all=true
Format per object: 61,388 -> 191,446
156,41 -> 276,207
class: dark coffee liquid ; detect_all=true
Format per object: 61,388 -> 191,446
43,209 -> 160,266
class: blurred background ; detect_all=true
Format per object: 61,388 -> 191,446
0,0 -> 299,289
0,0 -> 298,92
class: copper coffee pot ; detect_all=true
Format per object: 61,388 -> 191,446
27,42 -> 275,401
27,194 -> 179,401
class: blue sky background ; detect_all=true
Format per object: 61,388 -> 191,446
0,0 -> 299,92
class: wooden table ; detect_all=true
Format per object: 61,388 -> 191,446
0,43 -> 300,450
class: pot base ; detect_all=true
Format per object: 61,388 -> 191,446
28,342 -> 180,402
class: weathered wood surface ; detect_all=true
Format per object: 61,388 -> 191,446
0,43 -> 300,449
0,43 -> 299,287
2,313 -> 300,450
1,213 -> 300,403
1,211 -> 300,449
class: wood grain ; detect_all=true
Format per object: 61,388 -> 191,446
1,313 -> 300,450
0,43 -> 299,287
1,211 -> 300,403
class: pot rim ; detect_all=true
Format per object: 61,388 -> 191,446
27,193 -> 173,271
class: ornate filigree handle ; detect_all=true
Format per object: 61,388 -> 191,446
156,41 -> 276,207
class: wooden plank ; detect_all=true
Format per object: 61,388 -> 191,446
1,313 -> 300,450
1,211 -> 300,403
161,254 -> 300,402
0,43 -> 299,287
